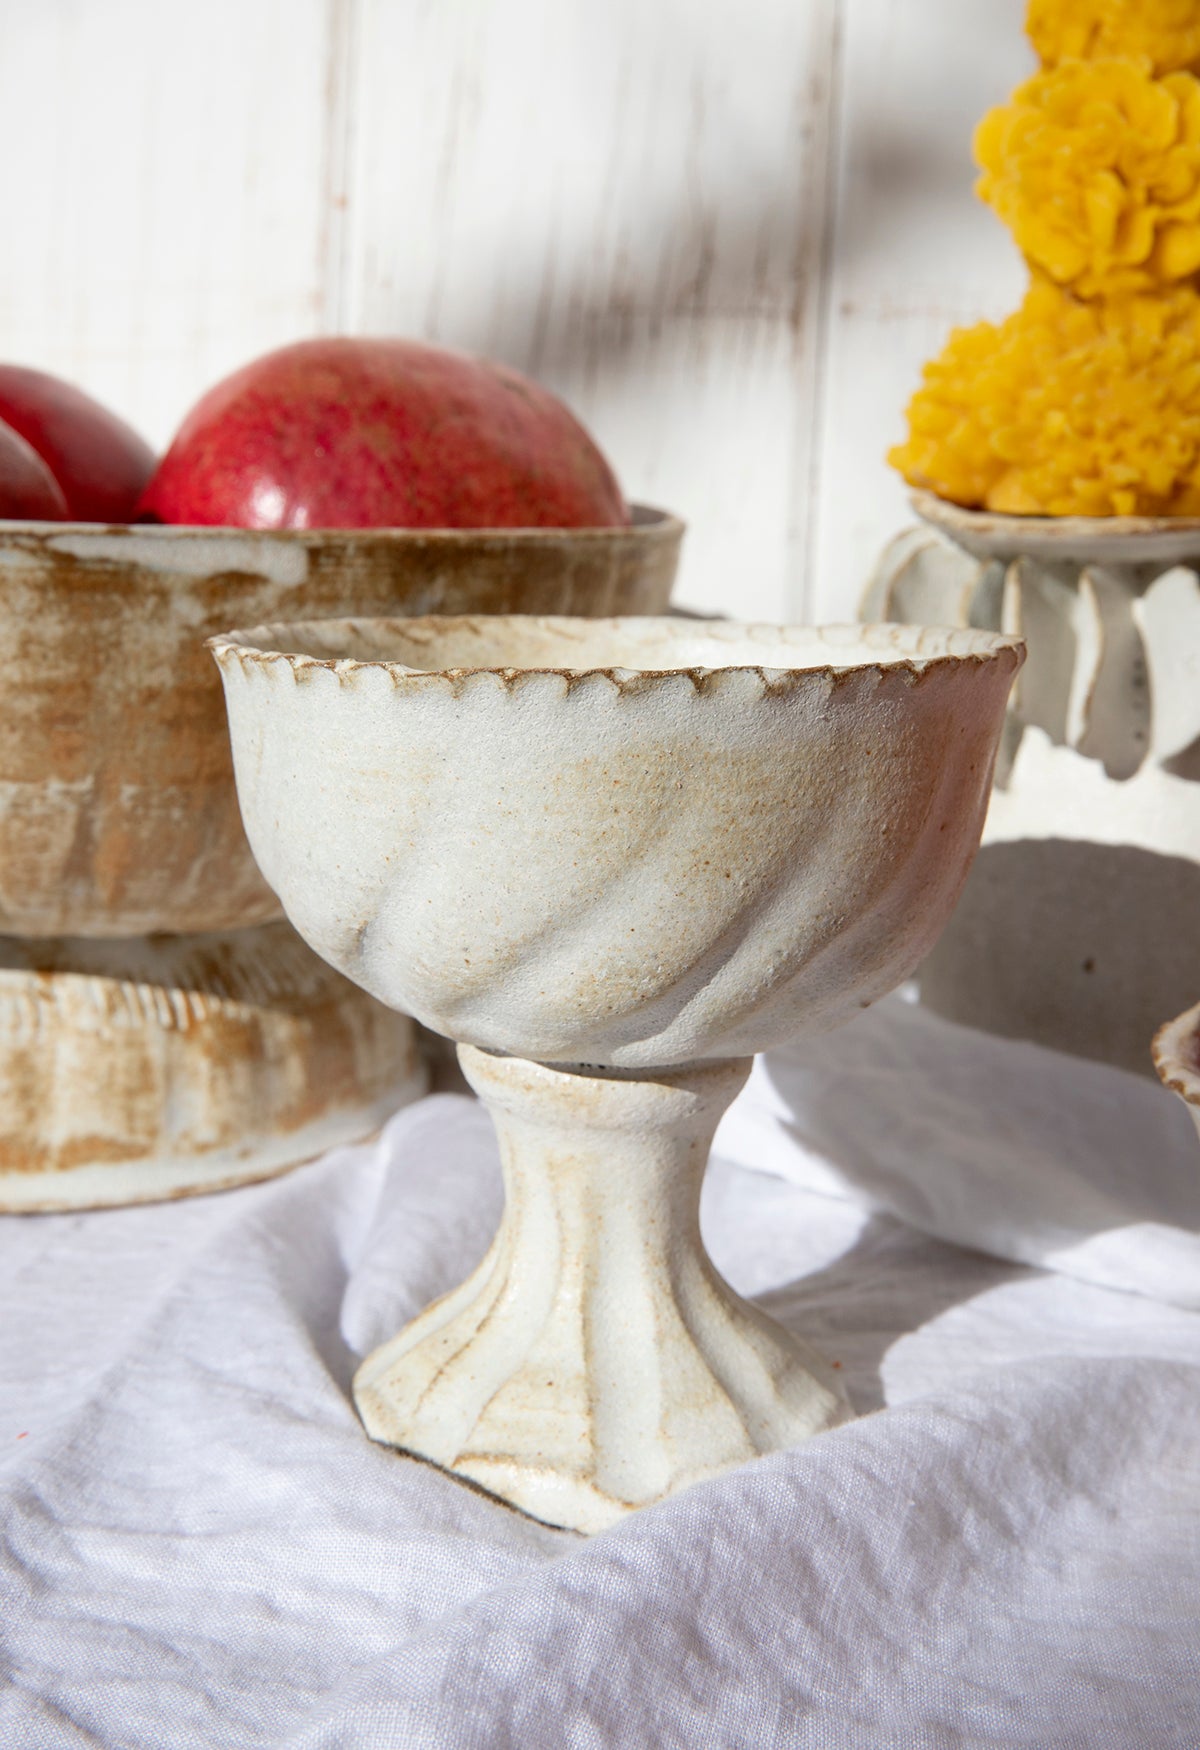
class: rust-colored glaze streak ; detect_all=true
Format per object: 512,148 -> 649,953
0,921 -> 424,1209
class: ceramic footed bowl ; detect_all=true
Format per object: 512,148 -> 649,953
211,614 -> 1022,1533
0,509 -> 679,938
210,615 -> 1022,1068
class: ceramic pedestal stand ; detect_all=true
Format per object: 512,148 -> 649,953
0,512 -> 681,1209
212,613 -> 1021,1533
355,1050 -> 847,1531
865,490 -> 1200,1076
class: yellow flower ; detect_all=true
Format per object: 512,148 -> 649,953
975,59 -> 1200,296
1027,0 -> 1200,75
888,280 -> 1200,517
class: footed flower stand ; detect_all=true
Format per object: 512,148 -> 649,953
866,491 -> 1200,1076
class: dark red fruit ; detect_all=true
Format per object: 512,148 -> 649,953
0,417 -> 69,520
0,365 -> 154,522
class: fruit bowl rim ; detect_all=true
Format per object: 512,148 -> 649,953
0,502 -> 682,543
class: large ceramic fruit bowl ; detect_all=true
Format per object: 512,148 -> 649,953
211,614 -> 1022,1532
0,509 -> 681,938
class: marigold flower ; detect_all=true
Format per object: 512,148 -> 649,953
975,59 -> 1200,297
888,280 -> 1200,517
1027,0 -> 1200,75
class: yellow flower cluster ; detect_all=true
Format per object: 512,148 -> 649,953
889,281 -> 1200,517
1027,0 -> 1200,74
975,58 -> 1200,297
891,0 -> 1200,515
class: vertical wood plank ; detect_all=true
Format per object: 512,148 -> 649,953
320,0 -> 364,333
810,0 -> 1032,620
344,0 -> 839,618
0,0 -> 334,448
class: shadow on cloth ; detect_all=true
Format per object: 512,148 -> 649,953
754,1215 -> 1023,1415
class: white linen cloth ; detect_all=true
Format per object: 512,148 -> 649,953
2,995 -> 1198,1748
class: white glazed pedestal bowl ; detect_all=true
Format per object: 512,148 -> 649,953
211,614 -> 1023,1533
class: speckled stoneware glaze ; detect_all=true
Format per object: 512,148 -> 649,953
211,614 -> 1023,1533
1153,1003 -> 1200,1142
866,491 -> 1200,1076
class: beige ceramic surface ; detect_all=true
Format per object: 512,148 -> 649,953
0,508 -> 680,938
357,1049 -> 848,1532
212,614 -> 1021,1533
211,616 -> 1021,1068
865,493 -> 1200,1076
0,922 -> 427,1211
1153,1003 -> 1200,1143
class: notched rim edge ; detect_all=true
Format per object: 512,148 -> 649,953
207,617 -> 1026,692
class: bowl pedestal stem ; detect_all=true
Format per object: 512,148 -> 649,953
353,1045 -> 851,1533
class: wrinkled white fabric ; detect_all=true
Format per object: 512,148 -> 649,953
1,1001 -> 1198,1748
715,992 -> 1200,1306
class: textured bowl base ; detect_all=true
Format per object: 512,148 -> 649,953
354,1048 -> 851,1535
0,923 -> 427,1212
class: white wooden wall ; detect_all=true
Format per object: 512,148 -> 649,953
0,0 -> 1031,620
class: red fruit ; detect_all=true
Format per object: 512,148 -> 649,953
0,417 -> 69,520
137,338 -> 628,530
0,365 -> 154,523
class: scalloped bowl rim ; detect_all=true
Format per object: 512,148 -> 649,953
208,614 -> 1025,685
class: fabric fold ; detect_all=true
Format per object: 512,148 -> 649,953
715,993 -> 1200,1308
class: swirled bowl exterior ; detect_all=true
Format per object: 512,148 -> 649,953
210,616 -> 1022,1067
